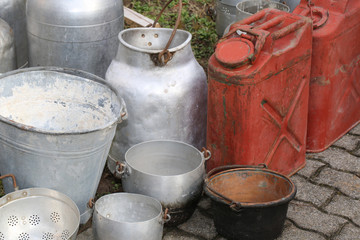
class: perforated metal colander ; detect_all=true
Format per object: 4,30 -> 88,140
0,188 -> 80,240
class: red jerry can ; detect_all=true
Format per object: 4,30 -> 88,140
206,9 -> 313,176
294,0 -> 360,152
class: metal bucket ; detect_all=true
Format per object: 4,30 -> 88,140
0,0 -> 28,68
0,175 -> 79,240
236,0 -> 290,21
93,193 -> 170,240
204,165 -> 296,240
0,67 -> 127,224
0,18 -> 16,73
117,140 -> 211,226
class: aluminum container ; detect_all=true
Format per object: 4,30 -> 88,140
236,0 -> 290,21
0,0 -> 28,68
118,140 -> 211,226
106,28 -> 208,176
0,18 -> 16,73
93,193 -> 169,240
26,0 -> 124,78
0,67 -> 127,224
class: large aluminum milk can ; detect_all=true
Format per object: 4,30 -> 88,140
294,0 -> 360,152
26,0 -> 124,78
0,18 -> 16,73
105,28 -> 208,176
0,0 -> 28,68
207,9 -> 312,176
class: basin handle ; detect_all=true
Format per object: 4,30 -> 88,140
163,208 -> 171,223
88,198 -> 95,209
118,97 -> 128,123
201,147 -> 211,161
115,162 -> 127,176
0,174 -> 19,191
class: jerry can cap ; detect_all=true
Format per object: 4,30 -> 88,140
215,38 -> 255,68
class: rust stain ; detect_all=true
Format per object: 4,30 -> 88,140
311,76 -> 330,86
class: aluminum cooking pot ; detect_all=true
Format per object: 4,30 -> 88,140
116,140 -> 211,226
93,193 -> 170,240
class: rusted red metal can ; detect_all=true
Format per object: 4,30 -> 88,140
206,9 -> 313,176
294,0 -> 360,152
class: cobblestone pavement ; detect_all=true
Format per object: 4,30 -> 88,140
77,124 -> 360,240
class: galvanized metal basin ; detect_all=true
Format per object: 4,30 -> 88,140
0,18 -> 16,73
236,0 -> 290,21
0,188 -> 80,240
0,67 -> 127,224
93,193 -> 167,240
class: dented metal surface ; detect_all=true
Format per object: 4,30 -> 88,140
105,28 -> 207,176
26,0 -> 124,78
207,9 -> 312,176
0,0 -> 28,68
120,140 -> 210,226
294,0 -> 360,152
93,193 -> 164,240
0,18 -> 16,73
0,67 -> 127,224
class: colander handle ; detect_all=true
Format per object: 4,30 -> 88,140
0,174 -> 19,191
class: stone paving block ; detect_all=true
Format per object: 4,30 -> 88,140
314,168 -> 360,199
307,147 -> 360,173
297,159 -> 326,179
163,229 -> 202,240
325,194 -> 360,226
276,220 -> 326,240
332,134 -> 359,151
291,175 -> 334,207
287,201 -> 347,236
334,223 -> 360,240
350,123 -> 360,135
178,209 -> 218,240
76,228 -> 94,240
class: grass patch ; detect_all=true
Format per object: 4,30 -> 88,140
0,180 -> 4,197
124,0 -> 218,70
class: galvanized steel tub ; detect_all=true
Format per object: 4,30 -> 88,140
26,0 -> 124,78
204,165 -> 296,240
236,0 -> 290,21
0,188 -> 80,240
0,67 -> 127,224
93,193 -> 169,240
0,18 -> 16,73
118,140 -> 211,226
106,28 -> 208,176
0,0 -> 28,68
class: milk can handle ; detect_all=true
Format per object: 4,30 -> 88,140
0,174 -> 19,191
204,164 -> 267,212
150,0 -> 183,66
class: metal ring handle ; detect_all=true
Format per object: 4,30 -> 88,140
115,162 -> 126,176
163,208 -> 171,223
0,174 -> 19,191
201,147 -> 211,161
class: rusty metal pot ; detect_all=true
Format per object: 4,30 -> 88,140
117,140 -> 211,226
204,165 -> 296,240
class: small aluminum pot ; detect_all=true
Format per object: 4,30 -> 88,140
117,140 -> 211,226
93,193 -> 170,240
236,0 -> 290,21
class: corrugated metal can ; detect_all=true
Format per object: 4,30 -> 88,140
0,0 -> 28,68
105,28 -> 208,177
294,0 -> 360,152
0,18 -> 16,73
26,0 -> 124,78
207,9 -> 313,176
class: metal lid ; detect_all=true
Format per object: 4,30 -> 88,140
26,0 -> 123,26
215,38 -> 254,68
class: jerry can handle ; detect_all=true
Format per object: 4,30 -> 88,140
149,0 -> 183,66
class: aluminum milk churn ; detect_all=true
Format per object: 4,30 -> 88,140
0,18 -> 16,73
0,0 -> 28,68
294,0 -> 360,152
207,9 -> 312,176
26,0 -> 124,78
105,27 -> 208,176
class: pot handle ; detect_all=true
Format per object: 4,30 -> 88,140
201,147 -> 211,161
204,164 -> 267,212
118,97 -> 128,124
115,161 -> 127,176
149,0 -> 183,66
163,208 -> 171,223
0,174 -> 19,191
